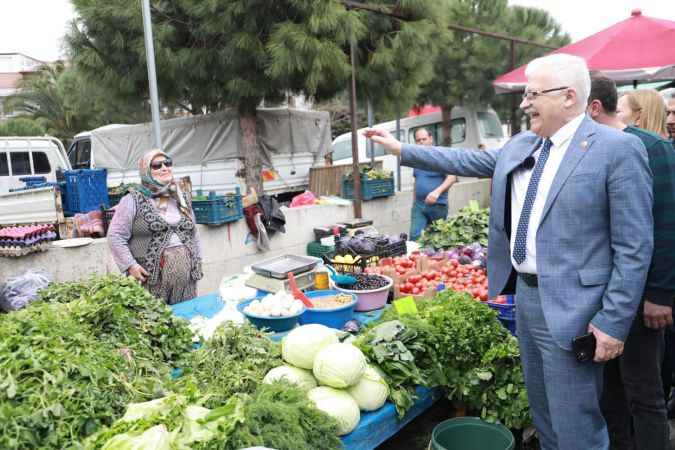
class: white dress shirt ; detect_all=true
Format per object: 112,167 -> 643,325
509,113 -> 585,274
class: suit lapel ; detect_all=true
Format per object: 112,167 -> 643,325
538,117 -> 597,228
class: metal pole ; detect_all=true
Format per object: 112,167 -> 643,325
349,39 -> 362,218
395,107 -> 401,191
509,40 -> 520,136
141,0 -> 162,149
367,97 -> 374,165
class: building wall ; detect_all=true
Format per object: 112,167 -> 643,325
0,179 -> 491,295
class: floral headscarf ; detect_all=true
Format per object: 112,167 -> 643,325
138,149 -> 190,216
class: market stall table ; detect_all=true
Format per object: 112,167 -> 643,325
171,292 -> 444,450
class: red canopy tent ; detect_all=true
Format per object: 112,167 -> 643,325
493,9 -> 675,93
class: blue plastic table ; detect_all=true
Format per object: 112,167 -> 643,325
171,293 -> 443,450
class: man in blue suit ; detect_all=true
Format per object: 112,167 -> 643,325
364,54 -> 653,450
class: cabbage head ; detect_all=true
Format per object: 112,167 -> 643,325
347,365 -> 389,411
282,324 -> 338,369
263,365 -> 317,392
313,343 -> 366,388
307,386 -> 360,436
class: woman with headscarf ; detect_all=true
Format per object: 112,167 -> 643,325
108,149 -> 203,304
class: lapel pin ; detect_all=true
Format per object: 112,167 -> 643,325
580,140 -> 588,150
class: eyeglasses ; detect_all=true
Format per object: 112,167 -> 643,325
150,158 -> 173,170
522,86 -> 569,101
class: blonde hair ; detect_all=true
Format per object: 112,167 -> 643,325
621,89 -> 668,137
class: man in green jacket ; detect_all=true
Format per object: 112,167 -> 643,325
588,71 -> 675,450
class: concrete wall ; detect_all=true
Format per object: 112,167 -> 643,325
0,179 -> 491,295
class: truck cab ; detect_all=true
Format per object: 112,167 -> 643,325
0,137 -> 71,193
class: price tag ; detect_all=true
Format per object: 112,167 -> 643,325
393,296 -> 418,315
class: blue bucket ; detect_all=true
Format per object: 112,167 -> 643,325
300,290 -> 357,329
237,299 -> 304,332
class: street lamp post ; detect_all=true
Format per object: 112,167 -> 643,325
141,0 -> 162,149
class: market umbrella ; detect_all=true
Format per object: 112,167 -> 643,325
493,9 -> 675,93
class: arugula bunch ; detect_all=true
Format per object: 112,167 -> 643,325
418,200 -> 489,249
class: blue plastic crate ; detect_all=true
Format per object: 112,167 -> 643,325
498,317 -> 517,336
342,174 -> 394,200
487,300 -> 516,321
192,188 -> 243,225
63,169 -> 109,216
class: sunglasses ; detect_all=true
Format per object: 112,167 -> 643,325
150,158 -> 173,170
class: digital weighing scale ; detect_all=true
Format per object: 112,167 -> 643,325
245,270 -> 316,293
245,254 -> 320,293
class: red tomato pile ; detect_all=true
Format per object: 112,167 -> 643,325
398,258 -> 488,301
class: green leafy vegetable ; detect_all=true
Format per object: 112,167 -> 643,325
418,200 -> 489,248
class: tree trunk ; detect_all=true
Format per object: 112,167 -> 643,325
441,104 -> 453,145
510,93 -> 521,136
239,111 -> 263,195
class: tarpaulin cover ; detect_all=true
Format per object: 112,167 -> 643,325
91,108 -> 331,170
494,9 -> 675,93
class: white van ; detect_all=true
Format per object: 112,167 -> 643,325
330,106 -> 507,190
67,108 -> 331,195
0,137 -> 71,193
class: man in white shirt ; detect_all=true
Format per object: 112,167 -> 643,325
364,54 -> 653,450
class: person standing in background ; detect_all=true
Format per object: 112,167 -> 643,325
617,89 -> 669,139
409,127 -> 457,240
665,92 -> 675,147
588,72 -> 675,450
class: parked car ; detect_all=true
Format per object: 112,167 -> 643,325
330,106 -> 507,190
0,137 -> 71,193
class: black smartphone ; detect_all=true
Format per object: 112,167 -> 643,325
572,333 -> 597,363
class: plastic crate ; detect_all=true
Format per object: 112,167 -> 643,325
342,174 -> 394,200
63,169 -> 109,215
102,207 -> 116,235
192,188 -> 243,225
307,241 -> 335,259
324,251 -> 380,274
487,301 -> 516,321
376,239 -> 407,258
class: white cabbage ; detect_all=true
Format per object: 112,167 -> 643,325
313,343 -> 366,388
307,386 -> 360,436
281,324 -> 338,369
263,365 -> 318,392
347,365 -> 389,411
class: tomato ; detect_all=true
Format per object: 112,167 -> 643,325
412,287 -> 420,295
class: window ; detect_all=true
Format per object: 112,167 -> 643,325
32,152 -> 51,174
76,140 -> 91,168
332,140 -> 353,161
67,142 -> 78,167
10,152 -> 31,175
477,112 -> 504,139
409,123 -> 442,145
0,153 -> 8,176
450,118 -> 466,144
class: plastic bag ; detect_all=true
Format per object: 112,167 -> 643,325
0,269 -> 52,311
290,190 -> 317,208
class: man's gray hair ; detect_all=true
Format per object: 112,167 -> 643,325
661,88 -> 675,103
525,53 -> 591,111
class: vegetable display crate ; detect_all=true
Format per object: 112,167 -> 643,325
376,240 -> 407,258
342,175 -> 394,201
326,252 -> 380,274
192,188 -> 243,225
487,300 -> 515,321
102,208 -> 116,235
498,317 -> 517,336
307,241 -> 335,260
63,169 -> 109,216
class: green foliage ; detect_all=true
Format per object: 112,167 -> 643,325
418,200 -> 489,248
7,63 -> 147,143
0,301 -> 166,449
362,291 -> 531,429
416,0 -> 572,137
172,322 -> 282,409
0,117 -> 46,136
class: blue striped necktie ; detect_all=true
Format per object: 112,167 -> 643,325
512,138 -> 553,265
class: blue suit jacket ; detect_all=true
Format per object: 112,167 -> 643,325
401,116 -> 653,349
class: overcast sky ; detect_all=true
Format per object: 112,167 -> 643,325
1,0 -> 674,62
